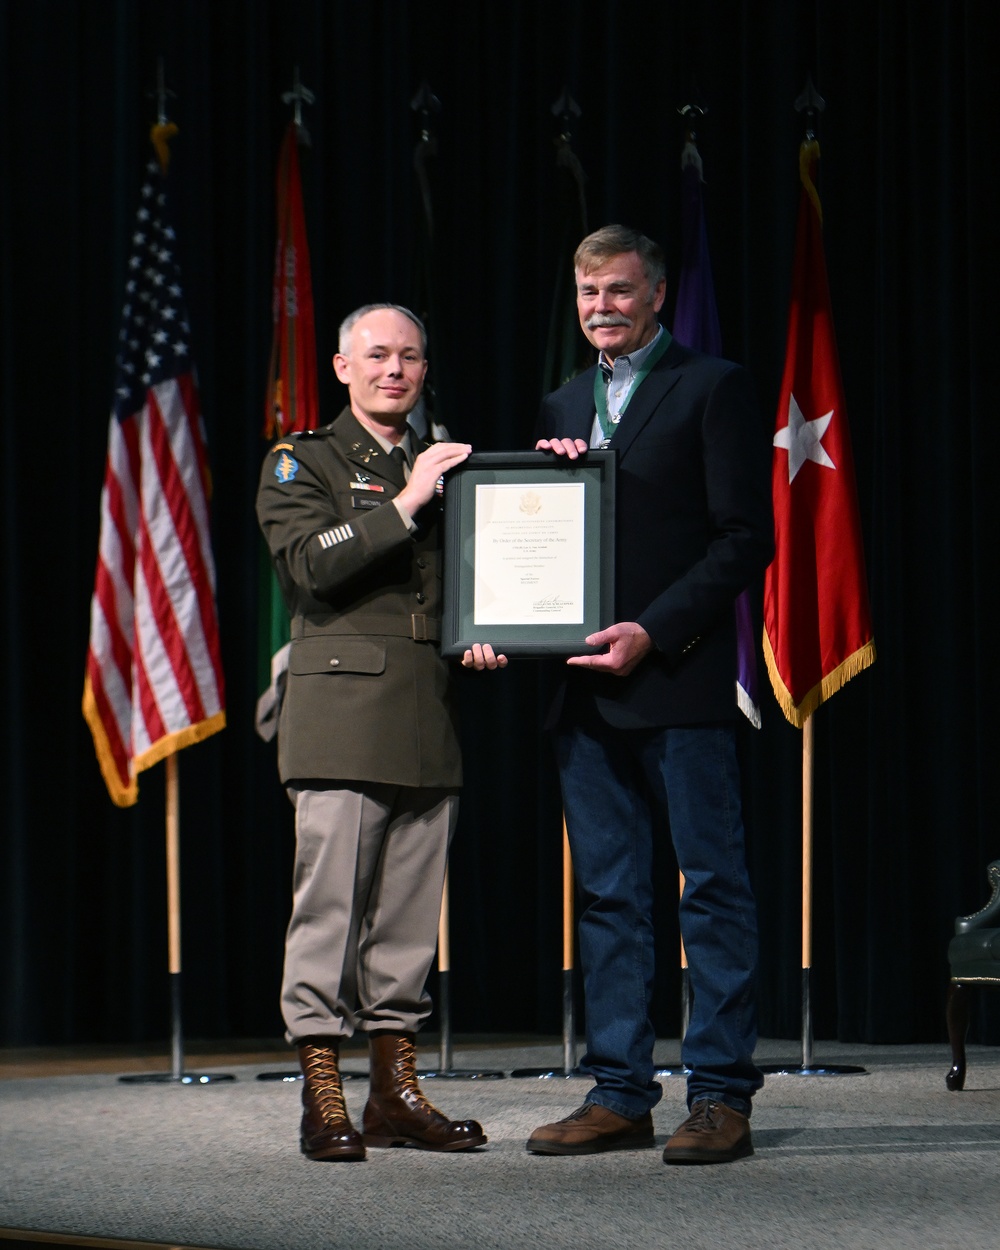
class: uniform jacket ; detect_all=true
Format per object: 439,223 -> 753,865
256,407 -> 461,788
537,337 -> 774,728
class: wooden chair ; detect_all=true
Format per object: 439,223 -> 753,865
945,860 -> 1000,1090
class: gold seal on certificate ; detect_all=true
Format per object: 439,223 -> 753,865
441,451 -> 616,656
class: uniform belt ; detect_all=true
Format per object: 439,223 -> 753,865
292,614 -> 441,642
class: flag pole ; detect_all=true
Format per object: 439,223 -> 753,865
96,63 -> 230,1085
418,863 -> 504,1080
256,75 -> 364,1083
165,753 -> 183,1080
758,76 -> 872,1079
760,710 -> 863,1077
511,94 -> 590,1081
760,713 -> 862,1075
653,868 -> 690,1078
511,817 -> 585,1078
680,876 -> 691,1040
119,756 -> 233,1084
561,819 -> 578,1073
657,106 -> 733,1078
801,713 -> 815,1068
673,106 -> 703,1069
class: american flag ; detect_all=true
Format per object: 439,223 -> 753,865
82,158 -> 225,807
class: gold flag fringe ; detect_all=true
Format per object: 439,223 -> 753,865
83,675 -> 225,808
762,632 -> 876,728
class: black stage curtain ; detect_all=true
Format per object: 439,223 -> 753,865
1,0 -> 997,1049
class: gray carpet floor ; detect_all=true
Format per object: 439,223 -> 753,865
2,1037 -> 998,1250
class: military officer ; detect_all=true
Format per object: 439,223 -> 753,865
257,303 -> 503,1162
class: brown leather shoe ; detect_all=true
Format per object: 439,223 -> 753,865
527,1103 -> 655,1155
662,1099 -> 753,1164
362,1031 -> 487,1152
298,1041 -> 366,1161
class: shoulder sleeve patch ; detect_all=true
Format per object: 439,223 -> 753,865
273,452 -> 300,483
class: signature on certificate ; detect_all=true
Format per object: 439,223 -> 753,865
533,593 -> 572,612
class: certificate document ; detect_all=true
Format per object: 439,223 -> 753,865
473,481 -> 586,625
440,449 -> 615,657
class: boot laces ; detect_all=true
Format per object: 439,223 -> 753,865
393,1035 -> 426,1099
302,1048 -> 347,1119
388,1034 -> 442,1112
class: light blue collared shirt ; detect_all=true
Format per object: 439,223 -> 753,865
590,324 -> 665,448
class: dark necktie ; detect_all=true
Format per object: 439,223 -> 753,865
388,444 -> 408,484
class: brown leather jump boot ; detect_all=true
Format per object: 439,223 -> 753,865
362,1031 -> 487,1151
298,1040 -> 366,1161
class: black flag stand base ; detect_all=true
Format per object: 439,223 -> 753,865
119,974 -> 235,1085
757,969 -> 866,1077
510,970 -> 587,1078
257,1066 -> 366,1083
417,971 -> 505,1080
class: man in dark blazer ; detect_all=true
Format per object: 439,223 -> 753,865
257,303 -> 502,1162
526,226 -> 773,1164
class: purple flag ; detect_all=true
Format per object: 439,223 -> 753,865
672,141 -> 761,728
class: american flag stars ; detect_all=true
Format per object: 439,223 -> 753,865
113,162 -> 192,415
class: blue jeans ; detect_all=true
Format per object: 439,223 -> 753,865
556,717 -> 763,1119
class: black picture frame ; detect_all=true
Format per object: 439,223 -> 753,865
441,450 -> 616,657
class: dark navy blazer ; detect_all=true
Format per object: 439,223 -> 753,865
536,337 -> 774,728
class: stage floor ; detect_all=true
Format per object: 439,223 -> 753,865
2,1036 -> 998,1250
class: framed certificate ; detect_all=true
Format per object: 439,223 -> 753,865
441,450 -> 616,656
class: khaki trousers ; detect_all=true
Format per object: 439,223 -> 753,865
281,783 -> 458,1042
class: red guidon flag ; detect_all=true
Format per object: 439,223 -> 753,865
763,139 -> 875,726
83,132 -> 225,805
256,121 -> 319,737
264,120 -> 318,438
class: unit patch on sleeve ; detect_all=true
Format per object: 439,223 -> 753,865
274,451 -> 299,483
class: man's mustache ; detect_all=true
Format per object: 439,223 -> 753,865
585,313 -> 633,329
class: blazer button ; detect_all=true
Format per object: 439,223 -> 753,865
329,658 -> 340,667
415,592 -> 426,604
417,557 -> 427,569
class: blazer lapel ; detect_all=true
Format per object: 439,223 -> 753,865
559,366 -> 602,443
609,341 -> 685,459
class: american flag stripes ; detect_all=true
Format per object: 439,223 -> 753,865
83,157 -> 225,806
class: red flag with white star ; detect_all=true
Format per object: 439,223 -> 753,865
763,140 -> 875,726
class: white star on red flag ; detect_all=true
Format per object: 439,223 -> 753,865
773,392 -> 837,482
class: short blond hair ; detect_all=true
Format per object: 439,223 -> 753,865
338,303 -> 427,355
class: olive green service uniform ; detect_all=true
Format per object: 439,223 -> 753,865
256,407 -> 461,1042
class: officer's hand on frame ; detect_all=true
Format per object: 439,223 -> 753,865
566,622 -> 652,678
461,644 -> 509,671
397,442 -> 472,515
535,437 -> 589,460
